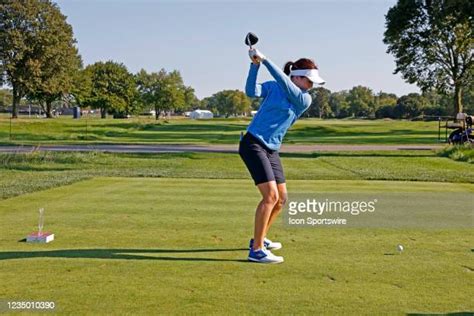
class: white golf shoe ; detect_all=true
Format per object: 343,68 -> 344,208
247,247 -> 284,264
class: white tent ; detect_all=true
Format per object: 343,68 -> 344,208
190,109 -> 214,119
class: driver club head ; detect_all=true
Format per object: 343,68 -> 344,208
245,32 -> 259,48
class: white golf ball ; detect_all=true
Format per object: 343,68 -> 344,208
397,244 -> 404,252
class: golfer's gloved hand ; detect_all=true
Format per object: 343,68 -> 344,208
249,48 -> 266,64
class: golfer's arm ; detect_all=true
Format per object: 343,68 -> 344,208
245,63 -> 265,98
262,59 -> 311,111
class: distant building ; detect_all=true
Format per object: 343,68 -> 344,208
189,109 -> 214,119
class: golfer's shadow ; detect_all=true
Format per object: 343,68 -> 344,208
0,248 -> 249,263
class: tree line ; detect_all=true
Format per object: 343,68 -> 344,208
73,63 -> 197,119
1,0 -> 472,119
3,83 -> 471,120
0,0 -> 197,119
305,86 -> 473,119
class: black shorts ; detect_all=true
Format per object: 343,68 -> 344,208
239,133 -> 286,185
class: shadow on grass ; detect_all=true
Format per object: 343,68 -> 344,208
3,166 -> 76,172
285,126 -> 438,144
1,133 -> 64,142
118,152 -> 223,160
289,125 -> 437,137
65,129 -> 242,144
0,248 -> 249,263
86,122 -> 246,132
279,152 -> 435,159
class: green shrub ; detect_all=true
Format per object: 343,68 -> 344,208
438,145 -> 474,163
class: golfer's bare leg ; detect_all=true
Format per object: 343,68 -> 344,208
265,183 -> 287,236
253,181 -> 279,250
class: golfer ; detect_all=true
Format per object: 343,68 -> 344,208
240,48 -> 325,263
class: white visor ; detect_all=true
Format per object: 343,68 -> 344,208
290,69 -> 325,85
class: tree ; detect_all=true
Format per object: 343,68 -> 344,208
308,87 -> 332,118
329,91 -> 350,118
206,90 -> 251,117
347,86 -> 375,117
422,89 -> 452,116
384,0 -> 473,115
0,88 -> 12,110
164,70 -> 186,117
0,0 -> 81,118
210,91 -> 230,117
461,81 -> 474,113
230,90 -> 252,116
375,92 -> 398,108
84,61 -> 136,118
183,86 -> 198,112
374,91 -> 398,118
394,93 -> 428,119
306,89 -> 318,117
70,68 -> 93,108
200,96 -> 212,112
136,68 -> 188,120
136,69 -> 164,118
27,52 -> 81,118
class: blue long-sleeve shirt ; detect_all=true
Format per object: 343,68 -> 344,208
245,59 -> 312,150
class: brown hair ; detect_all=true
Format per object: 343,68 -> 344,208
283,58 -> 317,76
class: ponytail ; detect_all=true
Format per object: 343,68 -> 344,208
283,61 -> 294,75
284,58 -> 317,76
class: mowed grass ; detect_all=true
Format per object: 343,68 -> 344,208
0,136 -> 471,313
1,150 -> 473,200
0,116 -> 443,145
0,178 -> 472,314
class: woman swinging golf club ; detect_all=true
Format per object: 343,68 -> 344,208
240,41 -> 325,264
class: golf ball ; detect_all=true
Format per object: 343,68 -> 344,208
397,244 -> 404,252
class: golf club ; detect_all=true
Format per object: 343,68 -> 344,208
245,32 -> 258,49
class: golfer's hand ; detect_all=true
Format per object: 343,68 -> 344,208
249,48 -> 266,64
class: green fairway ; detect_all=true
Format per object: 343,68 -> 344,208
0,178 -> 472,314
0,116 -> 444,145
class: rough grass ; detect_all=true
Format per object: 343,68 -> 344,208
438,145 -> 474,163
0,116 -> 443,145
1,150 -> 473,200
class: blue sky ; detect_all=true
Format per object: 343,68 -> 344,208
56,0 -> 419,99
